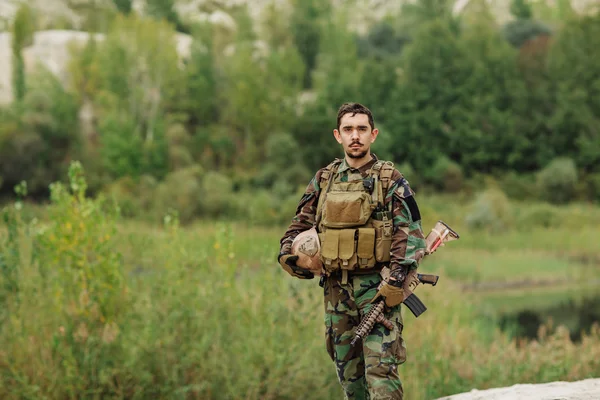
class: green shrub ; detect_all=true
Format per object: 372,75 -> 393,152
499,171 -> 538,201
153,165 -> 204,223
537,157 -> 578,204
199,170 -> 234,217
426,156 -> 465,193
166,123 -> 194,171
588,173 -> 600,203
235,190 -> 277,226
465,187 -> 513,233
515,203 -> 559,230
105,176 -> 141,218
501,20 -> 552,48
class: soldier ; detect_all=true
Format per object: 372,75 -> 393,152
278,102 -> 427,400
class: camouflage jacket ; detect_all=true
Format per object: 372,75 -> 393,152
279,155 -> 427,277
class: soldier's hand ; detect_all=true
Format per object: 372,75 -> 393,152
371,281 -> 404,308
278,253 -> 315,280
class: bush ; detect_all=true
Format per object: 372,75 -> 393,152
515,203 -> 559,230
588,173 -> 600,203
465,187 -> 513,233
166,123 -> 194,171
105,176 -> 142,218
153,165 -> 204,223
499,171 -> 538,201
536,157 -> 578,204
233,190 -> 278,226
502,20 -> 552,48
199,170 -> 235,217
426,156 -> 465,193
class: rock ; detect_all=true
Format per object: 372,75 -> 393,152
436,378 -> 600,400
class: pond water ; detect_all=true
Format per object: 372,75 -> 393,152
499,295 -> 600,342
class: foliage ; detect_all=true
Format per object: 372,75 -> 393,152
254,132 -> 311,191
502,20 -> 552,48
0,162 -> 127,397
152,165 -> 205,223
2,2 -> 600,205
112,0 -> 132,15
546,12 -> 600,173
146,0 -> 188,33
510,0 -> 533,20
10,4 -> 36,102
290,0 -> 331,88
537,157 -> 578,204
387,18 -> 470,173
198,170 -> 235,217
427,156 -> 465,193
177,25 -> 218,128
1,165 -> 600,398
465,187 -> 513,233
0,69 -> 80,194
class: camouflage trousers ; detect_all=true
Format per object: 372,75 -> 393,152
324,272 -> 406,400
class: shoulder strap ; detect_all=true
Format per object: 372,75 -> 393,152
369,160 -> 395,208
379,161 -> 395,197
319,158 -> 342,190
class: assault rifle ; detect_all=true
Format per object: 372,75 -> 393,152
350,221 -> 459,346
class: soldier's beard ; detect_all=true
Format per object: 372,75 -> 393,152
347,150 -> 368,159
346,143 -> 368,159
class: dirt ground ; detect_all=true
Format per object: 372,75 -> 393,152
436,378 -> 600,400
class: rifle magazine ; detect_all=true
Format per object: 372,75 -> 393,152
404,293 -> 427,317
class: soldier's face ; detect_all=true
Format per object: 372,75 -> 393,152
333,113 -> 379,159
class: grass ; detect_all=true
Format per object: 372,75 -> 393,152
0,170 -> 599,400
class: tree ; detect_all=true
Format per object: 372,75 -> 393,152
356,22 -> 409,125
216,6 -> 304,170
177,23 -> 218,129
546,13 -> 600,172
503,0 -> 552,48
510,0 -> 533,20
0,70 -> 80,195
146,0 -> 188,33
459,8 -> 526,172
290,0 -> 331,88
112,0 -> 132,14
294,11 -> 365,170
386,18 -> 472,175
11,4 -> 35,103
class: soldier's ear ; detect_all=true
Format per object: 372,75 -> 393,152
333,129 -> 343,144
370,128 -> 379,143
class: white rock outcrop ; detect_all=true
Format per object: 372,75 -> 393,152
436,378 -> 600,400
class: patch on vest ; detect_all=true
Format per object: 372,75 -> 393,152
393,177 -> 413,199
393,177 -> 421,222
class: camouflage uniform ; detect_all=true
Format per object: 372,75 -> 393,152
280,155 -> 426,400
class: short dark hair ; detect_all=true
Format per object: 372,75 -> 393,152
336,103 -> 375,131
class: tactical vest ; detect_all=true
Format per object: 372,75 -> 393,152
316,159 -> 395,273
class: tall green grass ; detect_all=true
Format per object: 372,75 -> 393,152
0,164 -> 599,399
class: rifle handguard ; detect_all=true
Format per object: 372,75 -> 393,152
350,301 -> 394,346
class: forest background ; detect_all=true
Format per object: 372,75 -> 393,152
1,0 -> 600,399
1,0 -> 599,214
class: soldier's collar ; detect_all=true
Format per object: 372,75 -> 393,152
338,154 -> 378,173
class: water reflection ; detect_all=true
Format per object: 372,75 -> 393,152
499,296 -> 600,342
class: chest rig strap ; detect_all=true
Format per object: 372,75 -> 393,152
369,161 -> 395,211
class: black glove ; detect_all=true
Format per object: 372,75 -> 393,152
278,252 -> 314,279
